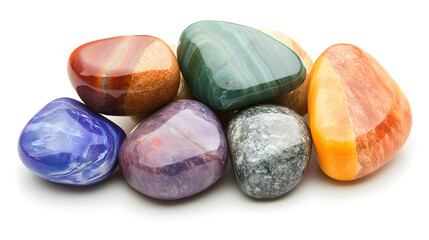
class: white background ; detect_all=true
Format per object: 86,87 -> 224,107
1,0 -> 427,239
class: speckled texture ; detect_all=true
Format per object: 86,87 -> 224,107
227,105 -> 311,199
119,100 -> 228,200
18,98 -> 125,186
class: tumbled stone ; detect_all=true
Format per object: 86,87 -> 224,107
177,21 -> 306,111
68,35 -> 180,116
18,98 -> 125,186
261,29 -> 313,115
227,105 -> 312,199
119,100 -> 228,200
308,43 -> 412,181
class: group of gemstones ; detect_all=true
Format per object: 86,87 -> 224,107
18,21 -> 412,200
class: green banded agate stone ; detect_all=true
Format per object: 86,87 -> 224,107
177,21 -> 306,111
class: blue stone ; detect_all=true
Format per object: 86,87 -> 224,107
18,97 -> 125,186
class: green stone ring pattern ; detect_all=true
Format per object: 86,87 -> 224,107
177,21 -> 306,111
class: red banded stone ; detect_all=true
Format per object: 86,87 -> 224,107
68,35 -> 180,115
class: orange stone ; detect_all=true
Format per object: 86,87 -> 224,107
68,35 -> 180,116
308,43 -> 412,181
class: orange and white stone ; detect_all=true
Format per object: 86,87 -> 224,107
261,29 -> 313,115
68,35 -> 180,116
308,43 -> 412,181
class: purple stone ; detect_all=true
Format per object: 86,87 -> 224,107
119,100 -> 228,200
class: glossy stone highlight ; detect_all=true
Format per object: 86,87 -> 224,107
308,44 -> 412,181
119,100 -> 228,200
18,98 -> 125,186
177,21 -> 306,111
261,29 -> 313,115
68,35 -> 180,116
227,105 -> 312,199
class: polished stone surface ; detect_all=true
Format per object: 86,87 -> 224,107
68,35 -> 180,116
227,105 -> 312,199
308,43 -> 412,181
261,29 -> 313,115
119,100 -> 228,200
177,21 -> 306,111
18,98 -> 125,186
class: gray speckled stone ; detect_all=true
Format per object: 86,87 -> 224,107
227,105 -> 312,199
